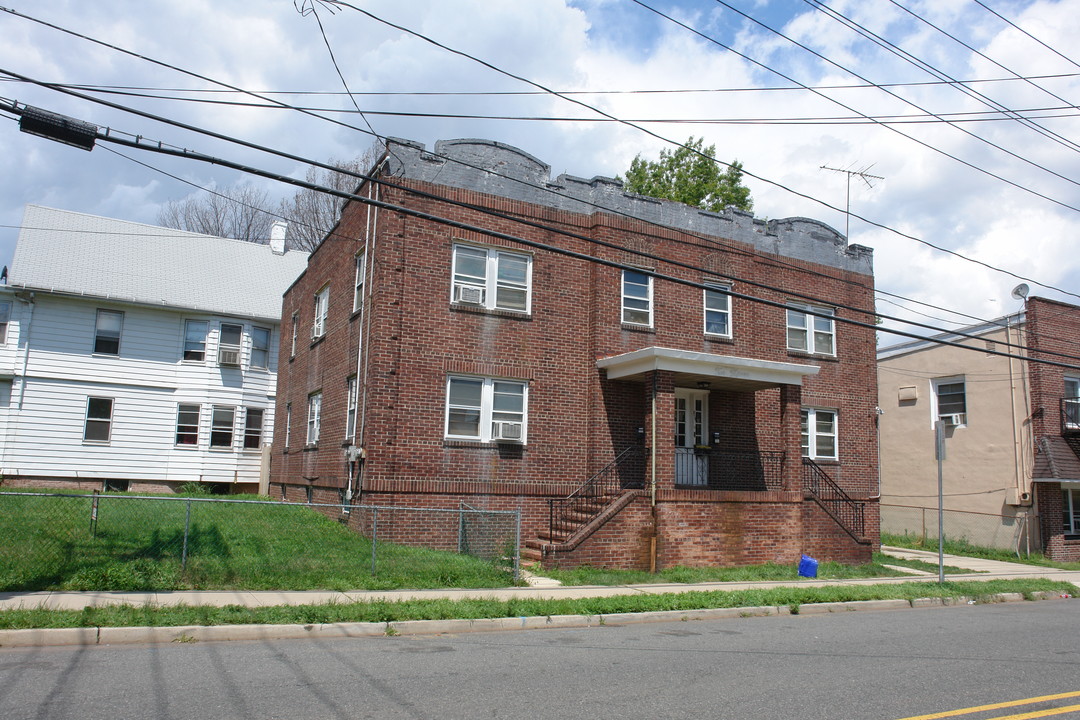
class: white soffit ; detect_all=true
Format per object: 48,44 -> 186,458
596,347 -> 819,387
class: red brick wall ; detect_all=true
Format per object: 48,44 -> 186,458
1027,297 -> 1080,439
1036,482 -> 1080,562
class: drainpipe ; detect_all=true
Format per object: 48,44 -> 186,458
650,370 -> 658,573
354,173 -> 380,502
15,291 -> 34,409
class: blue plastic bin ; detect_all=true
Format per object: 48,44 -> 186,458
798,554 -> 818,578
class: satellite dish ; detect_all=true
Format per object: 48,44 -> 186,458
1010,283 -> 1030,300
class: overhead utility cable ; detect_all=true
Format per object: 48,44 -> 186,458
972,0 -> 1080,71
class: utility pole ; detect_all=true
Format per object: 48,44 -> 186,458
820,164 -> 884,240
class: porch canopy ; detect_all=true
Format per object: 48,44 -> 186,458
596,346 -> 819,391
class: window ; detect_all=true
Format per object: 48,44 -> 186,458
0,301 -> 10,344
218,323 -> 243,366
175,404 -> 200,446
244,407 -> 264,450
800,408 -> 837,460
307,392 -> 322,445
703,282 -> 731,337
183,320 -> 209,361
346,376 -> 358,439
1064,489 -> 1080,535
83,397 -> 113,442
313,286 -> 329,339
353,251 -> 366,312
451,244 -> 531,312
621,270 -> 652,326
285,402 -> 292,449
290,313 -> 299,357
94,309 -> 123,355
445,376 -> 527,443
933,377 -> 967,426
1066,377 -> 1080,430
210,405 -> 235,448
250,327 -> 270,369
787,304 -> 834,355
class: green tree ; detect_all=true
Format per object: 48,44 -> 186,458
619,136 -> 752,213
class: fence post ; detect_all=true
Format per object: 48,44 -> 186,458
370,506 -> 378,576
458,502 -> 464,554
181,498 -> 192,572
514,508 -> 521,583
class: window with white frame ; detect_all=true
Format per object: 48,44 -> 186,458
703,282 -> 732,337
1065,377 -> 1080,430
210,405 -> 235,448
1064,488 -> 1080,535
243,407 -> 264,450
621,269 -> 652,326
175,404 -> 200,446
94,309 -> 123,355
290,312 -> 299,357
353,251 -> 366,313
218,323 -> 243,366
0,301 -> 11,344
787,303 -> 834,355
451,244 -> 531,312
445,376 -> 527,443
306,392 -> 322,445
346,376 -> 358,439
932,377 -> 967,427
183,320 -> 209,361
83,397 -> 113,442
250,327 -> 270,369
312,286 -> 329,339
800,408 -> 837,460
285,402 -> 292,449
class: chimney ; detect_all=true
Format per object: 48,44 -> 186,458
270,221 -> 288,255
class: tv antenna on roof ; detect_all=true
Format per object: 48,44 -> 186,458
820,164 -> 885,240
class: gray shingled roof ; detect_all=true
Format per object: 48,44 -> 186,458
1034,435 -> 1080,482
8,205 -> 308,321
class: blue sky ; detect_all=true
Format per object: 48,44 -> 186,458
2,0 -> 1079,343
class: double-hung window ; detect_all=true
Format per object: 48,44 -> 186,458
1064,489 -> 1080,536
451,244 -> 531,312
932,377 -> 967,427
313,286 -> 329,339
353,251 -> 366,313
345,376 -> 358,440
175,404 -> 200,446
290,313 -> 299,357
800,408 -> 837,461
622,270 -> 652,326
210,406 -> 235,448
445,376 -> 527,443
1065,377 -> 1080,430
787,303 -> 834,355
83,397 -> 113,442
218,323 -> 243,366
183,320 -> 209,361
307,392 -> 322,445
285,402 -> 292,449
94,309 -> 123,355
703,282 -> 732,337
250,327 -> 270,369
0,301 -> 11,344
244,407 -> 264,450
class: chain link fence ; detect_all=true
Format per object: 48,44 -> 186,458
880,503 -> 1040,557
0,491 -> 520,593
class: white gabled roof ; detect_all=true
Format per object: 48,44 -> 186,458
7,205 -> 308,322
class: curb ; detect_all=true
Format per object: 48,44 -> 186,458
0,591 -> 1069,648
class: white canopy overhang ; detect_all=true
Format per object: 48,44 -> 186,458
596,346 -> 820,391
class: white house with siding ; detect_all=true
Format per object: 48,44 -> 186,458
0,205 -> 307,493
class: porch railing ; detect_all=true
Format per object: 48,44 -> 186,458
674,449 -> 785,491
548,445 -> 645,544
802,457 -> 865,540
1062,396 -> 1080,434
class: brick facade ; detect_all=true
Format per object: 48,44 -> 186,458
271,138 -> 879,569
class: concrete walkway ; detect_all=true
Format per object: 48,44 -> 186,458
1,546 -> 1077,613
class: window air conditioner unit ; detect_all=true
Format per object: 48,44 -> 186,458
942,413 -> 966,427
492,421 -> 523,442
455,284 -> 485,305
218,347 -> 241,366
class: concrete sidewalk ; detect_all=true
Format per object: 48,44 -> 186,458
1,546 -> 1077,613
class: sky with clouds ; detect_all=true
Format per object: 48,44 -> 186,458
2,0 -> 1079,345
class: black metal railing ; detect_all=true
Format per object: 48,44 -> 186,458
802,457 -> 865,540
1062,396 -> 1080,434
548,445 -> 645,544
674,449 -> 785,491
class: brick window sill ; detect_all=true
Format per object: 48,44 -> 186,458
450,303 -> 532,320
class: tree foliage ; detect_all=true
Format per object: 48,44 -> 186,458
158,143 -> 383,252
620,136 -> 753,213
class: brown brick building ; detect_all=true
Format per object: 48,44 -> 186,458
271,138 -> 879,569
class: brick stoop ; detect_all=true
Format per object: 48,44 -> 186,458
523,489 -> 645,564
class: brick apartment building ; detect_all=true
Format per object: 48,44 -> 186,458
271,138 -> 879,569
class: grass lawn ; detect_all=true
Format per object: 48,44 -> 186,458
0,492 -> 517,592
882,532 -> 1080,571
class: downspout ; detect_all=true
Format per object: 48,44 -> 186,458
354,175 -> 379,501
650,370 -> 658,573
16,292 -> 34,409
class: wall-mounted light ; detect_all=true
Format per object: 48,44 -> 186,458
19,106 -> 97,151
697,381 -> 711,390
636,426 -> 646,442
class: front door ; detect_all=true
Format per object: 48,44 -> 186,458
675,389 -> 709,486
